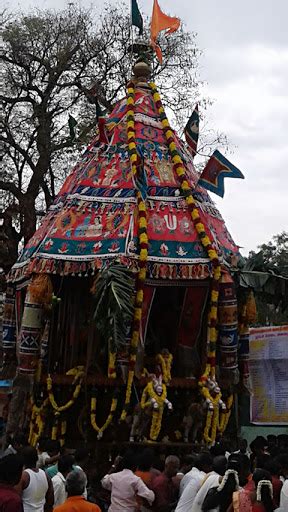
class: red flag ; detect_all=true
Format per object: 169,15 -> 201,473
150,0 -> 180,64
198,150 -> 244,197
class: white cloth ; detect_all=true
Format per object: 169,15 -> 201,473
233,449 -> 251,458
191,472 -> 221,512
102,468 -> 155,512
179,466 -> 205,496
280,480 -> 288,509
22,468 -> 48,512
37,452 -> 49,469
52,471 -> 66,506
2,444 -> 16,457
176,468 -> 206,512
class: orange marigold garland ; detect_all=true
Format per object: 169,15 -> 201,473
149,82 -> 222,443
120,81 -> 149,420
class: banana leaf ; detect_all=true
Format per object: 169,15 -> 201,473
91,262 -> 135,353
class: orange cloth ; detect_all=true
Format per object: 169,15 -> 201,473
135,470 -> 153,486
150,0 -> 180,63
54,495 -> 101,512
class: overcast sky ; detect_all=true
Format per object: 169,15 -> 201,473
7,0 -> 288,254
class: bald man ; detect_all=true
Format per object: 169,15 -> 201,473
151,455 -> 180,511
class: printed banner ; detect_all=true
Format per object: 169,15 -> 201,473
249,325 -> 288,425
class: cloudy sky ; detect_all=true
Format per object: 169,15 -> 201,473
7,0 -> 288,254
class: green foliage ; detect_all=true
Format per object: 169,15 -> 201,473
92,263 -> 135,353
248,231 -> 288,276
246,232 -> 288,325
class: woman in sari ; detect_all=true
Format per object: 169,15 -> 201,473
229,469 -> 274,512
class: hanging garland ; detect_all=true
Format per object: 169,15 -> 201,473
149,82 -> 222,443
156,352 -> 173,383
150,409 -> 164,441
141,381 -> 169,441
28,398 -> 49,447
219,394 -> 233,434
91,395 -> 118,439
120,81 -> 149,420
108,351 -> 117,379
51,413 -> 60,441
59,419 -> 67,447
47,366 -> 84,413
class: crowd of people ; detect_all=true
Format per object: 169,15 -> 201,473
0,433 -> 287,511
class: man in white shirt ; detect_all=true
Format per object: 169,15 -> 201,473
179,453 -> 213,496
176,453 -> 213,512
52,454 -> 74,506
101,451 -> 154,512
191,455 -> 227,512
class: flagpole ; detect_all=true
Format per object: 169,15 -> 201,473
130,0 -> 134,67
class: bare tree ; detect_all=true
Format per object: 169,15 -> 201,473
0,3 -> 225,270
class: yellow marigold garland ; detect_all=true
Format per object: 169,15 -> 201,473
91,395 -> 118,439
108,352 -> 116,379
47,366 -> 84,413
141,381 -> 168,441
149,81 -> 222,442
120,81 -> 149,420
59,420 -> 67,447
204,409 -> 213,442
150,409 -> 164,441
156,352 -> 173,383
219,394 -> 233,434
28,398 -> 49,447
51,413 -> 60,441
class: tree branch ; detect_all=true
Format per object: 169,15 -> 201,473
0,180 -> 23,200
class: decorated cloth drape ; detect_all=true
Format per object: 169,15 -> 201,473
17,275 -> 52,375
177,284 -> 209,376
218,272 -> 238,374
10,84 -> 240,284
18,290 -> 44,375
2,285 -> 17,368
140,285 -> 156,345
238,290 -> 257,391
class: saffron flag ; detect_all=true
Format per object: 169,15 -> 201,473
198,150 -> 244,197
131,0 -> 143,35
184,105 -> 199,157
68,115 -> 77,142
150,0 -> 180,64
95,99 -> 109,144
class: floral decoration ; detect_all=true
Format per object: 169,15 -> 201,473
91,395 -> 118,440
120,81 -> 149,420
149,81 -> 222,444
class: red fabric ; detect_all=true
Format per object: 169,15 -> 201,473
177,286 -> 208,350
272,476 -> 282,507
251,504 -> 266,512
151,473 -> 178,510
244,476 -> 282,508
140,286 -> 155,345
245,479 -> 255,491
0,485 -> 23,512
